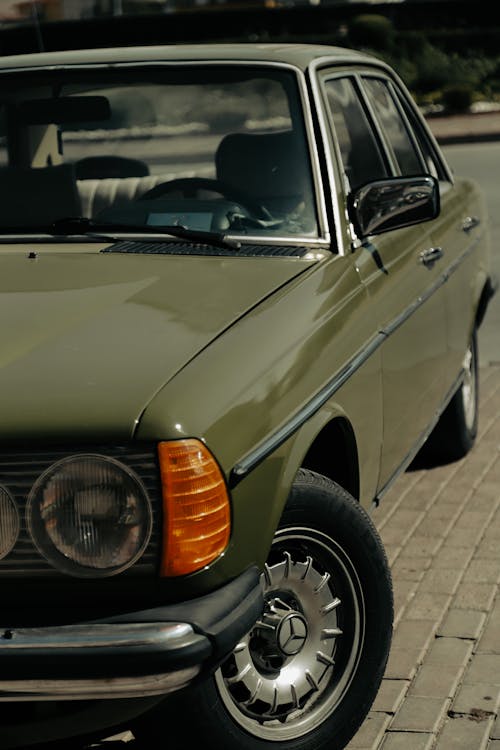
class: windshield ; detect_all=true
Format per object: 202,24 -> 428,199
0,65 -> 318,239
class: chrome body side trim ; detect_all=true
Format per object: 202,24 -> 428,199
230,332 -> 386,484
231,233 -> 479,483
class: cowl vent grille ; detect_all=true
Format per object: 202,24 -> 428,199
101,240 -> 312,257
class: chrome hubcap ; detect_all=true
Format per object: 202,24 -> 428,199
215,529 -> 364,741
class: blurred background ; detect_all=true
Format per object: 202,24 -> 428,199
0,0 -> 499,124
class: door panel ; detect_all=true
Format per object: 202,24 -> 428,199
432,178 -> 489,383
355,222 -> 447,488
320,69 -> 449,491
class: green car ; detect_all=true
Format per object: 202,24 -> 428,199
0,42 -> 495,750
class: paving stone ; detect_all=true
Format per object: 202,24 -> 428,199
393,580 -> 419,624
463,559 -> 500,584
432,485 -> 467,508
418,568 -> 463,594
390,556 -> 428,582
380,524 -> 414,547
401,536 -> 443,558
492,713 -> 500,739
390,695 -> 449,732
463,654 -> 500,685
450,682 -> 500,715
412,496 -> 456,518
339,366 -> 500,750
467,481 -> 500,511
452,582 -> 497,611
425,636 -> 474,666
443,525 -> 484,548
385,508 -> 425,530
391,619 -> 437,654
380,732 -> 434,750
432,545 -> 474,569
384,648 -> 423,680
446,465 -> 480,494
475,534 -> 500,558
372,679 -> 409,713
415,516 -> 456,538
404,591 -> 452,621
452,510 -> 492,533
437,608 -> 486,639
407,663 -> 463,699
433,713 -> 494,749
477,606 -> 500,654
346,712 -> 391,748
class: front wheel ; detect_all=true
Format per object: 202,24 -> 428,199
132,470 -> 393,750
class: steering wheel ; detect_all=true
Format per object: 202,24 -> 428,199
139,177 -> 271,220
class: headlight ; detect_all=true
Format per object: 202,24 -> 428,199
27,455 -> 152,577
0,485 -> 19,560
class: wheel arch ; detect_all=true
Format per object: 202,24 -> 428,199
300,416 -> 360,501
475,275 -> 497,329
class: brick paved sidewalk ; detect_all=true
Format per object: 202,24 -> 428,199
347,364 -> 500,750
99,366 -> 500,750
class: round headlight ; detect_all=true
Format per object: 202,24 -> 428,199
27,454 -> 152,577
0,486 -> 20,560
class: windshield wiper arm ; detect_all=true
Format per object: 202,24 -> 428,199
51,217 -> 241,251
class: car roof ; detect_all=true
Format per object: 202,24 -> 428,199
0,42 -> 386,73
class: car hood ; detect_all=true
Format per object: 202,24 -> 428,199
0,244 -> 318,440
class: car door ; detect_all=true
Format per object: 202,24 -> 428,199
320,70 -> 448,493
390,81 -> 489,386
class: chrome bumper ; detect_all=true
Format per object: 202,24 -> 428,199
0,622 -> 203,700
0,565 -> 264,702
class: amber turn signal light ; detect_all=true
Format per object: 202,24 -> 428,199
158,439 -> 231,576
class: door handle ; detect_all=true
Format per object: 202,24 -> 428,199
419,246 -> 444,269
462,215 -> 480,233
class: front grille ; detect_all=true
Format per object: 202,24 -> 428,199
0,444 -> 161,578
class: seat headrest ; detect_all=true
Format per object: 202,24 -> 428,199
75,156 -> 149,180
215,130 -> 307,201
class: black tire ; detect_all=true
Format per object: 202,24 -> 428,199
132,470 -> 393,750
416,328 -> 479,466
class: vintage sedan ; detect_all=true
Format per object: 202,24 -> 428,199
0,42 -> 495,750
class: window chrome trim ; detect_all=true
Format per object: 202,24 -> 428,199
0,58 -> 331,247
308,58 -> 349,256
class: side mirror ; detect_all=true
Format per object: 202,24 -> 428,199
348,175 -> 440,239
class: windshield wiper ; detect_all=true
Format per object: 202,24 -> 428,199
51,217 -> 242,251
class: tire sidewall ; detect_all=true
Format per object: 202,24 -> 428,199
135,471 -> 393,750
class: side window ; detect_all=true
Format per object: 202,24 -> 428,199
362,77 -> 423,176
324,77 -> 388,190
394,88 -> 447,181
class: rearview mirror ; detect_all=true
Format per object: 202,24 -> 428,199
17,96 -> 111,125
